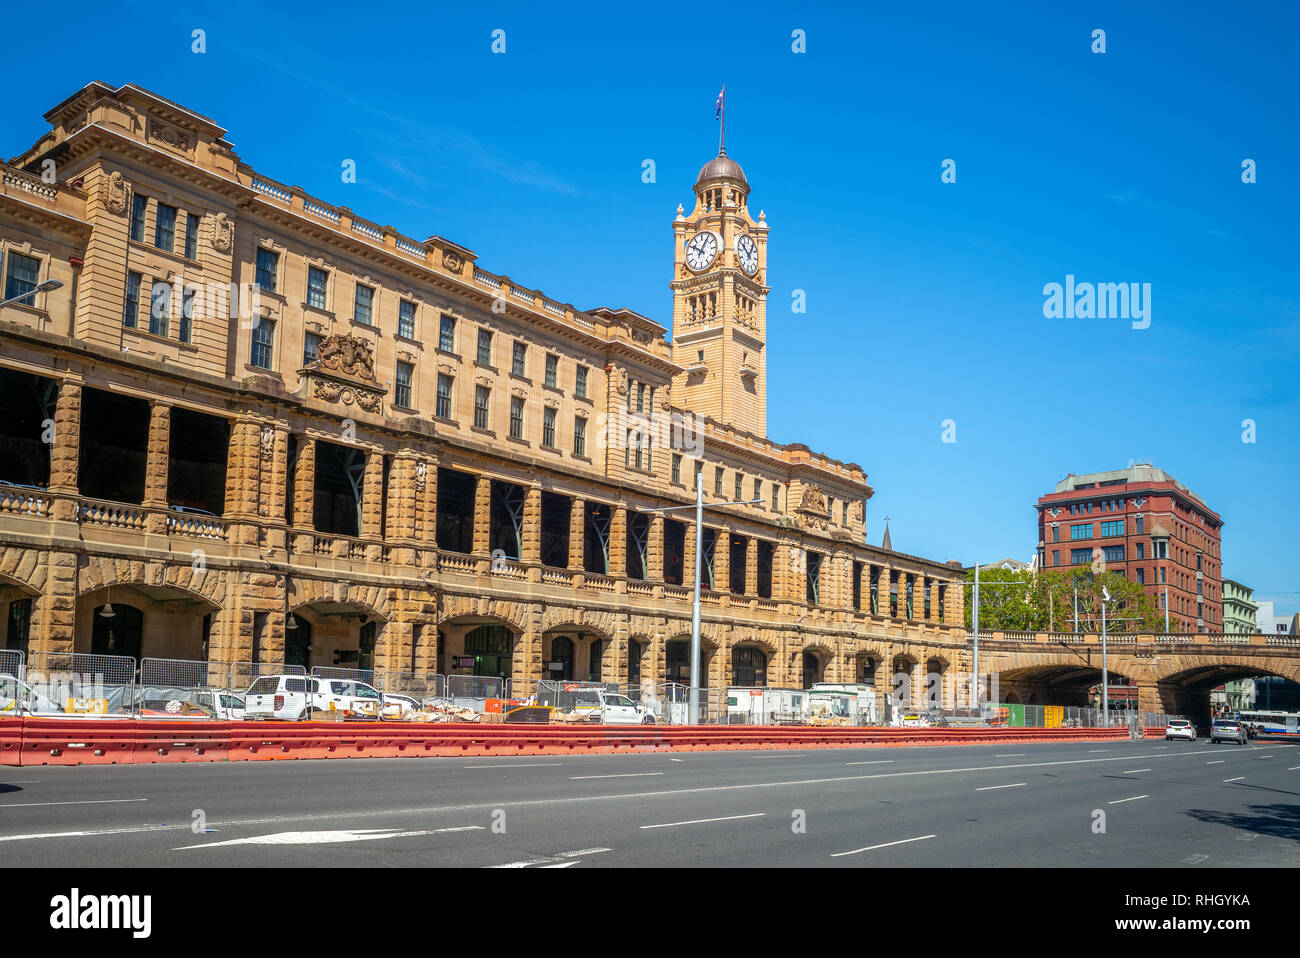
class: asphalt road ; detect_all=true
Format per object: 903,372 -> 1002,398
2,738 -> 1298,867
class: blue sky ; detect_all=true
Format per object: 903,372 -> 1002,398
3,1 -> 1296,615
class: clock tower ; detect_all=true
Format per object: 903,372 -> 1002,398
670,146 -> 770,436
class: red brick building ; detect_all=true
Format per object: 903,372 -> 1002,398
1035,464 -> 1223,632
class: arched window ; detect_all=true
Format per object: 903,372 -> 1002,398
91,604 -> 143,660
732,646 -> 767,687
549,635 -> 574,680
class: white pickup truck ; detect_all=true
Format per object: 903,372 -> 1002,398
569,689 -> 656,725
244,675 -> 414,720
0,673 -> 65,715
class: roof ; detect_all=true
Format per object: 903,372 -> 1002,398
696,151 -> 748,189
1053,464 -> 1185,494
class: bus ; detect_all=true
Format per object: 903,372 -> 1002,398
1236,709 -> 1300,740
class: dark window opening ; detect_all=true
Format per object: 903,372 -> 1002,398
540,491 -> 571,568
664,518 -> 686,585
889,573 -> 899,617
628,639 -> 642,685
464,625 -> 513,679
489,480 -> 525,560
313,440 -> 365,537
802,651 -> 822,689
870,567 -> 880,614
167,407 -> 229,515
729,534 -> 747,595
547,635 -> 573,681
852,561 -> 863,611
584,501 -> 611,574
91,603 -> 142,659
6,598 -> 33,655
732,646 -> 767,687
756,540 -> 774,599
700,528 -> 717,590
587,637 -> 603,682
435,468 -> 476,554
665,640 -> 705,686
79,388 -> 150,504
626,512 -> 651,580
0,368 -> 55,488
806,551 -> 823,605
285,615 -> 311,670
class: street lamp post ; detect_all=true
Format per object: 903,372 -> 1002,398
0,278 -> 63,310
1100,586 -> 1113,724
639,476 -> 762,725
972,562 -> 979,709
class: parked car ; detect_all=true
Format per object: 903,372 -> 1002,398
1165,719 -> 1196,741
0,672 -> 64,714
1210,719 -> 1247,745
243,674 -> 313,720
243,675 -> 403,720
571,690 -> 655,725
136,688 -> 246,720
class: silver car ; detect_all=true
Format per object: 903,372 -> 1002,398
1210,719 -> 1247,745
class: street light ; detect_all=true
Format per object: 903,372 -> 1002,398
1100,585 -> 1113,724
639,473 -> 762,724
0,278 -> 62,309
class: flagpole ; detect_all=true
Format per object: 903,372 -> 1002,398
718,87 -> 726,154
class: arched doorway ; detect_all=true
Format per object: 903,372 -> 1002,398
284,613 -> 312,670
628,638 -> 644,687
892,655 -> 918,708
802,650 -> 824,689
464,624 -> 514,679
925,657 -> 948,709
732,646 -> 768,687
548,635 -> 574,681
856,653 -> 879,686
665,638 -> 710,687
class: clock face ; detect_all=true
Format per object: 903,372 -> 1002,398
736,234 -> 758,274
685,231 -> 719,271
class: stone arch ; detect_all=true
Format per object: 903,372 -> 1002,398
0,545 -> 50,597
542,619 -> 615,683
78,553 -> 228,611
436,592 -> 526,635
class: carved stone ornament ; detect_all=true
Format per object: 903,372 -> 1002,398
312,333 -> 378,383
211,212 -> 233,253
148,119 -> 191,153
311,378 -> 382,413
259,425 -> 275,460
414,460 -> 427,493
613,366 -> 629,395
798,485 -> 828,515
442,249 -> 464,273
105,171 -> 132,216
436,360 -> 456,377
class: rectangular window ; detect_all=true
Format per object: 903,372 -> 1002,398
543,407 -> 556,447
436,374 -> 453,419
394,361 -> 413,407
1070,548 -> 1091,565
574,416 -> 586,457
255,247 -> 278,292
1052,550 -> 1059,566
545,353 -> 558,388
575,365 -> 588,398
671,453 -> 681,484
714,468 -> 723,497
477,329 -> 492,365
772,484 -> 779,511
123,271 -> 141,328
130,194 -> 147,242
149,280 -> 170,336
184,212 -> 200,260
303,331 -> 321,366
753,478 -> 762,502
1136,516 -> 1144,534
354,284 -> 373,324
1137,568 -> 1145,584
1159,566 -> 1166,584
734,474 -> 743,501
1104,545 -> 1124,563
398,300 -> 416,340
1052,526 -> 1059,542
154,202 -> 176,252
1070,523 -> 1092,540
250,318 -> 274,369
509,396 -> 524,439
4,252 -> 40,303
1101,520 -> 1124,537
179,286 -> 195,343
474,386 -> 490,429
1137,542 -> 1145,559
307,267 -> 329,310
439,314 -> 456,352
636,383 -> 646,413
512,341 -> 527,376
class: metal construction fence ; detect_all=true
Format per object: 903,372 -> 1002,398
0,648 -> 24,683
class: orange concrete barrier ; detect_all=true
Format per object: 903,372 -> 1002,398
0,719 -> 1134,766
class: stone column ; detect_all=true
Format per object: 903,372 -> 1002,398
223,419 -> 261,519
472,474 -> 491,555
714,531 -> 730,593
609,503 -> 627,577
521,485 -> 542,564
417,457 -> 437,546
142,401 -> 171,508
292,437 -> 316,531
648,514 -> 665,582
360,450 -> 385,540
513,625 -> 543,697
568,497 -> 585,571
875,648 -> 895,718
388,457 -> 417,541
47,381 -> 82,510
745,537 -> 758,596
268,426 -> 290,525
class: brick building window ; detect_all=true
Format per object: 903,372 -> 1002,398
436,374 -> 453,419
394,361 -> 413,408
671,453 -> 681,484
714,468 -> 723,496
1101,520 -> 1124,537
1070,548 -> 1091,565
734,474 -> 743,501
307,267 -> 329,309
1070,523 -> 1092,540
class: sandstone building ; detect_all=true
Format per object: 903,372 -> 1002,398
0,81 -> 966,703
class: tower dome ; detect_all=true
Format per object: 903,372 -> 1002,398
695,151 -> 748,190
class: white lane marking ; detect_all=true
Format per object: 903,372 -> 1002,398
488,847 -> 611,869
3,781 -> 39,784
975,783 -> 1025,791
1224,776 -> 1245,783
1108,795 -> 1149,805
1256,755 -> 1272,759
641,813 -> 765,830
570,772 -> 665,780
463,763 -> 564,769
0,745 -> 1256,845
1088,750 -> 1110,753
1207,761 -> 1225,765
669,759 -> 684,762
845,760 -> 895,766
994,753 -> 1026,758
748,754 -> 807,759
1123,769 -> 1151,774
0,798 -> 147,809
831,834 -> 936,858
176,825 -> 483,850
1288,766 -> 1300,771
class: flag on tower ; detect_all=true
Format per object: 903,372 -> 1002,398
715,86 -> 725,120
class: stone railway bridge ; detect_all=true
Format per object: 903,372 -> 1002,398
976,630 -> 1300,723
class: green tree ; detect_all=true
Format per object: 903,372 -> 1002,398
964,567 -> 1163,634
